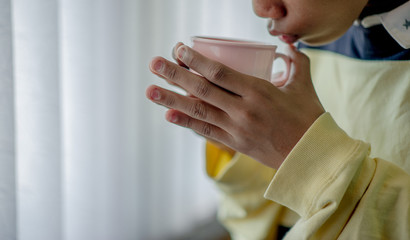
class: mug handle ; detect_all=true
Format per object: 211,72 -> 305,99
271,53 -> 291,87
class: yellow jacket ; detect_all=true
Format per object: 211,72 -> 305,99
206,49 -> 410,239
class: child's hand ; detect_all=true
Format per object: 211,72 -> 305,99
146,43 -> 324,169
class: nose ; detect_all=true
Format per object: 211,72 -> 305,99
252,0 -> 286,19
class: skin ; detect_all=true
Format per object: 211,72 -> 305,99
253,0 -> 369,45
146,0 -> 368,169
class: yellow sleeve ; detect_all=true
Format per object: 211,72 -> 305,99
205,141 -> 234,178
206,142 -> 295,240
264,113 -> 410,239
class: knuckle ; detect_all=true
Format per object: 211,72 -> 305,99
201,123 -> 212,136
208,63 -> 226,82
186,117 -> 193,128
165,95 -> 176,107
195,80 -> 211,98
167,67 -> 178,80
241,108 -> 258,123
190,101 -> 208,119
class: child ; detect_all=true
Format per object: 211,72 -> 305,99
147,0 -> 410,239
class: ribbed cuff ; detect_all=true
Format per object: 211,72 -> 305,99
264,113 -> 369,218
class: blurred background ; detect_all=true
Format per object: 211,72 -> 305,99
0,0 -> 283,239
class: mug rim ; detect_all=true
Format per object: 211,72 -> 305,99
191,36 -> 277,50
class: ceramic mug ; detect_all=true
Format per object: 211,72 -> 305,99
191,36 -> 291,85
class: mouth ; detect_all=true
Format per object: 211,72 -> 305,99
278,34 -> 299,44
269,30 -> 299,44
267,19 -> 299,44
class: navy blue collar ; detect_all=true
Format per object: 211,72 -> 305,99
299,2 -> 410,60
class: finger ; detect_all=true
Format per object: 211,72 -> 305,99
165,109 -> 234,147
146,84 -> 230,129
172,42 -> 188,69
149,56 -> 240,112
283,45 -> 311,87
175,45 -> 252,95
149,57 -> 181,88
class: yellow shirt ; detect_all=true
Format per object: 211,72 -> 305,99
206,49 -> 410,239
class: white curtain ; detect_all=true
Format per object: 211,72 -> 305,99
0,0 -> 282,239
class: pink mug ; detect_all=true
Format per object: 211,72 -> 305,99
191,36 -> 291,86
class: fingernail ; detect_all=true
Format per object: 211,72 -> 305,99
267,19 -> 272,30
267,19 -> 274,31
151,89 -> 161,100
153,60 -> 164,73
177,46 -> 186,60
170,114 -> 178,123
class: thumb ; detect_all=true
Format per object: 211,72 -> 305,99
282,44 -> 313,89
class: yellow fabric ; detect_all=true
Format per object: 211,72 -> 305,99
206,49 -> 410,239
206,144 -> 299,239
308,50 -> 410,173
265,113 -> 409,239
206,142 -> 233,178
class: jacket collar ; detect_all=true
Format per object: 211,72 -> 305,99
355,1 -> 410,49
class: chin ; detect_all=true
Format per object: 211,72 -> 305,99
299,37 -> 337,46
299,30 -> 349,46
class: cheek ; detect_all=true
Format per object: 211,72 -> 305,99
297,14 -> 353,45
284,6 -> 321,35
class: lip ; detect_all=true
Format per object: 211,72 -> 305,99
267,22 -> 299,44
278,34 -> 299,44
269,30 -> 299,44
